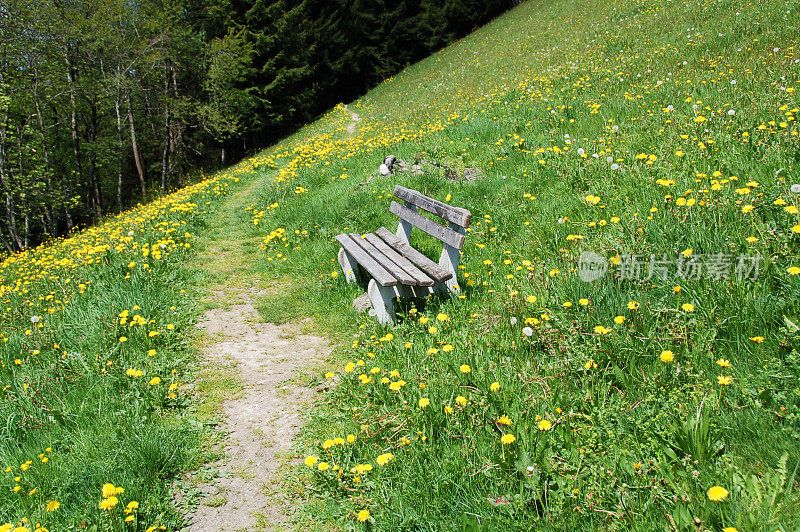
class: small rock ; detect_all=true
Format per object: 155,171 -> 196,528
463,167 -> 484,181
315,373 -> 340,393
379,164 -> 390,176
353,292 -> 372,313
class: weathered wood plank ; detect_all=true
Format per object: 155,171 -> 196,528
375,227 -> 453,282
368,279 -> 395,325
363,233 -> 435,287
335,234 -> 398,286
394,185 -> 472,228
389,201 -> 466,250
348,233 -> 416,286
439,222 -> 466,294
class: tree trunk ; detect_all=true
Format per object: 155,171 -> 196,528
160,63 -> 171,192
48,101 -> 73,231
0,88 -> 23,251
33,72 -> 56,236
126,93 -> 146,198
115,97 -> 124,213
88,102 -> 102,219
168,66 -> 180,179
64,49 -> 83,201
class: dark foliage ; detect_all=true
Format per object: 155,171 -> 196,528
0,0 -> 514,250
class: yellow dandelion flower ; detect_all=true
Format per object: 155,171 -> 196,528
99,496 -> 119,510
707,486 -> 729,501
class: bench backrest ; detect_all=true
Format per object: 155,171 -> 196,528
390,185 -> 472,251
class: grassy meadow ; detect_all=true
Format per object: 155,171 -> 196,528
0,167 -> 254,530
1,0 -> 799,530
242,0 -> 800,529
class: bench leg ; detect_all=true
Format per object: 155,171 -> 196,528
338,247 -> 359,284
368,279 -> 395,325
439,223 -> 466,294
438,243 -> 462,294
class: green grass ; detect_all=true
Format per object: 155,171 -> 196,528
1,0 -> 799,529
237,0 -> 800,529
0,168 -> 245,528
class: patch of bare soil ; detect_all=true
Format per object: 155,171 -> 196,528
344,104 -> 361,135
184,288 -> 328,531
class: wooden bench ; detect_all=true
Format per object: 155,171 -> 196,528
335,185 -> 472,325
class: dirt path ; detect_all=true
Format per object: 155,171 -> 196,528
344,104 -> 361,135
183,180 -> 329,531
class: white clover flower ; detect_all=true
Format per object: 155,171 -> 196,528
728,109 -> 736,116
127,231 -> 134,237
611,163 -> 620,171
30,315 -> 40,324
790,184 -> 800,194
510,317 -> 518,325
522,327 -> 534,337
577,148 -> 585,156
606,156 -> 614,163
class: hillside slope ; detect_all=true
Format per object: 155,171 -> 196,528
1,0 -> 798,529
242,0 -> 800,529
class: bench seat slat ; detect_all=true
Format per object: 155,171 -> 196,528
375,227 -> 453,283
389,201 -> 466,250
348,233 -> 417,286
394,185 -> 471,228
363,233 -> 435,287
335,234 -> 398,287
